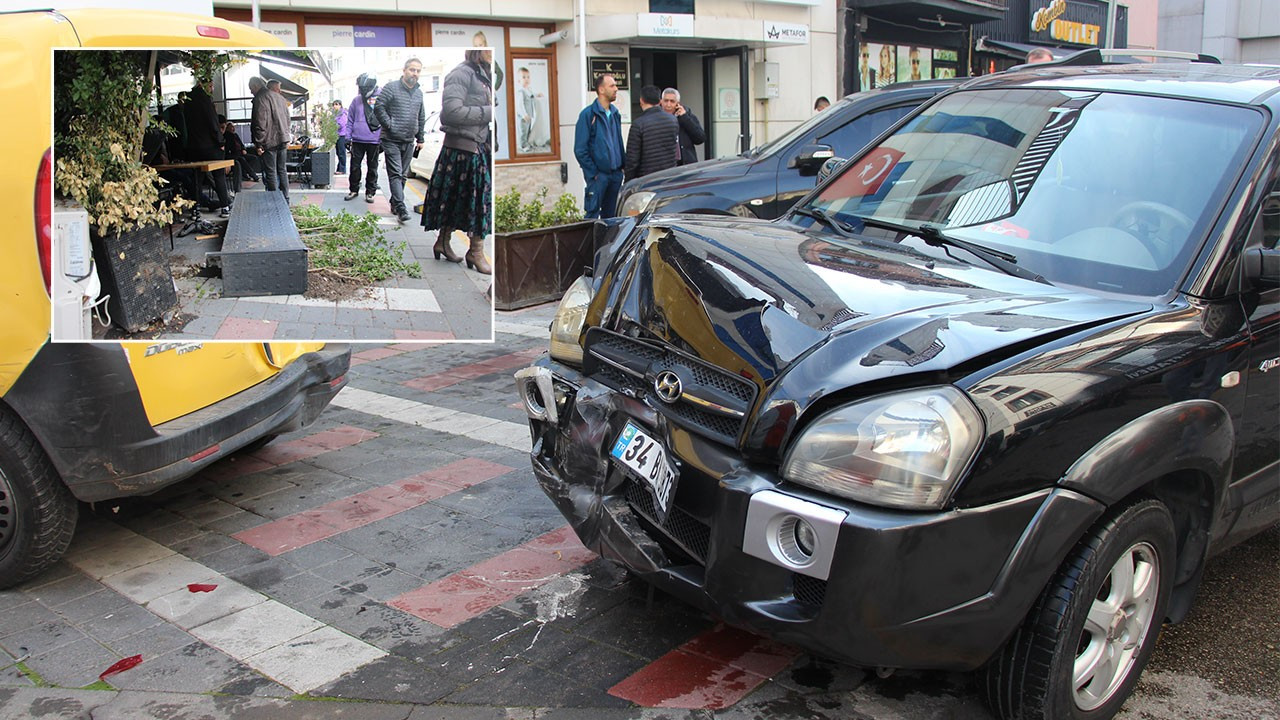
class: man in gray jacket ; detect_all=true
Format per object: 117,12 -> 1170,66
374,58 -> 426,223
250,76 -> 292,201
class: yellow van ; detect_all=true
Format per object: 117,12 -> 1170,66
1,9 -> 350,588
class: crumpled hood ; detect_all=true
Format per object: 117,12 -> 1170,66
592,216 -> 1151,448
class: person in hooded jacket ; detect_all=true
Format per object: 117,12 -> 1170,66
344,74 -> 382,203
420,49 -> 493,274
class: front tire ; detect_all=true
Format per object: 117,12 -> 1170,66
981,498 -> 1176,720
0,409 -> 78,590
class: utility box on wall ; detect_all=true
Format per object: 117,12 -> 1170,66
753,62 -> 779,100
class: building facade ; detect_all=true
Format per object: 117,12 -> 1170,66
212,1 -> 839,207
1160,0 -> 1280,64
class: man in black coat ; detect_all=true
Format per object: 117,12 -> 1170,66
661,87 -> 705,166
625,85 -> 680,181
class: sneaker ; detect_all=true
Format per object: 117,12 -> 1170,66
219,206 -> 231,218
365,194 -> 375,204
344,192 -> 359,201
397,211 -> 412,224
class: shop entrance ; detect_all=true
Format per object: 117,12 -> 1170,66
629,46 -> 750,162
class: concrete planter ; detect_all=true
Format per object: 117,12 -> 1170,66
494,220 -> 597,310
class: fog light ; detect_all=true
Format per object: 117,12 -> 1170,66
776,515 -> 815,566
794,518 -> 817,556
514,367 -> 559,424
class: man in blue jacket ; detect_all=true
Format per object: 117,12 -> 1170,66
574,74 -> 625,219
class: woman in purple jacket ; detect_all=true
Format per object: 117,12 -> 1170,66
344,74 -> 382,203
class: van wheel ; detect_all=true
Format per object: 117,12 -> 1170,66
0,410 -> 78,590
980,499 -> 1175,720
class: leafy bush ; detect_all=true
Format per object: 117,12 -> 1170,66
495,188 -> 584,233
54,51 -> 193,236
292,205 -> 422,280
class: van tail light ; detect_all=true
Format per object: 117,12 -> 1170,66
196,25 -> 231,39
36,149 -> 53,295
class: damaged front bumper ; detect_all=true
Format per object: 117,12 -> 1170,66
516,357 -> 1105,671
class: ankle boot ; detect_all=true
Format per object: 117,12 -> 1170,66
433,230 -> 463,263
465,235 -> 492,275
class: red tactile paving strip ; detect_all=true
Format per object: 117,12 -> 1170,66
401,350 -> 545,393
353,347 -> 407,361
394,330 -> 456,341
387,526 -> 596,628
233,457 -> 513,556
214,317 -> 278,340
607,624 -> 801,709
200,425 -> 380,484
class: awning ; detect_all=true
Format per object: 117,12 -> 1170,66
258,65 -> 309,108
975,37 -> 1074,62
250,50 -> 332,85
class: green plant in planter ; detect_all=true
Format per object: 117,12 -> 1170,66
54,50 -> 193,237
495,187 -> 584,233
315,104 -> 339,152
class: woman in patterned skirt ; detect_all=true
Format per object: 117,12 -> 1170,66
420,49 -> 493,274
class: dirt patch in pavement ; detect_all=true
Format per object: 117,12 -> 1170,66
305,268 -> 370,302
1145,524 -> 1279,698
97,312 -> 198,340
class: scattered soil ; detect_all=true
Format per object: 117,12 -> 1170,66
305,268 -> 370,302
97,311 -> 197,340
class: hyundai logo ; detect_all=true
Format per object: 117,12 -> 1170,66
654,371 -> 683,404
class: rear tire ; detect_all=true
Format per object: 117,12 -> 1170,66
0,409 -> 77,590
980,498 -> 1175,720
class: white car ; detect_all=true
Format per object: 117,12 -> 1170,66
408,111 -> 444,180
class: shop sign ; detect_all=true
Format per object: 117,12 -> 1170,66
257,22 -> 299,46
588,57 -> 630,92
764,22 -> 809,44
1051,19 -> 1100,45
1030,0 -> 1109,47
639,13 -> 694,38
306,24 -> 405,47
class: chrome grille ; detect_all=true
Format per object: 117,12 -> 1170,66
584,328 -> 757,445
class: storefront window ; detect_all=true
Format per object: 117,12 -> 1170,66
650,0 -> 694,14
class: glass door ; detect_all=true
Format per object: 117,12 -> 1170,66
703,47 -> 749,159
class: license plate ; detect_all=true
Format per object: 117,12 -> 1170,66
610,422 -> 677,517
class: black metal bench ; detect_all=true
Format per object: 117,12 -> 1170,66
216,191 -> 308,297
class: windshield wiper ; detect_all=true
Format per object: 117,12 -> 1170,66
853,215 -> 1050,285
792,206 -> 859,238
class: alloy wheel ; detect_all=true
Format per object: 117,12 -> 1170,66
1073,541 -> 1160,711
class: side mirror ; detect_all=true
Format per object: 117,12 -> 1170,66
1243,247 -> 1280,289
817,156 -> 848,183
790,144 -> 835,175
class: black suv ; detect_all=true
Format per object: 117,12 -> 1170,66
518,62 -> 1280,720
615,80 -> 955,219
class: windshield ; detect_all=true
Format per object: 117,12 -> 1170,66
748,101 -> 846,158
804,88 -> 1263,296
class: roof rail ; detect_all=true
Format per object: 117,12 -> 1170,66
1055,48 -> 1222,66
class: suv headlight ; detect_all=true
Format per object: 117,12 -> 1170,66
781,386 -> 983,510
620,191 -> 656,217
549,276 -> 593,364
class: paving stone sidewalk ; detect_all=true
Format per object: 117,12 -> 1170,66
5,304 -> 1276,720
155,173 -> 492,342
